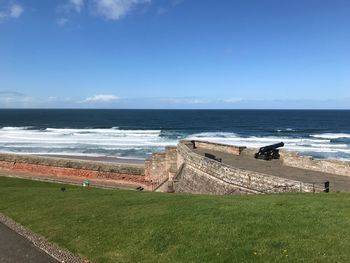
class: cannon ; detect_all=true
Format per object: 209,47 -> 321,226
254,142 -> 284,160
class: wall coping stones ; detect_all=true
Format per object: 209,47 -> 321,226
280,150 -> 350,177
0,153 -> 145,176
191,140 -> 246,155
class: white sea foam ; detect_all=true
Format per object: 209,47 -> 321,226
187,132 -> 350,160
187,132 -> 331,145
0,127 -> 177,158
0,127 -> 350,160
276,128 -> 295,132
0,126 -> 34,131
310,133 -> 350,139
0,151 -> 107,157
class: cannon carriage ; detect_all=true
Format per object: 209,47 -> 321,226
254,142 -> 284,161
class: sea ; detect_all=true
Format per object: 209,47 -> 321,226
0,109 -> 350,161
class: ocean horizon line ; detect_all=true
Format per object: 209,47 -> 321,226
1,108 -> 350,111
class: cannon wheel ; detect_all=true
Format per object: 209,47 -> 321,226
264,155 -> 271,161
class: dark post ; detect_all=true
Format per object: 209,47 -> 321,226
191,140 -> 196,149
168,181 -> 175,193
324,181 -> 330,193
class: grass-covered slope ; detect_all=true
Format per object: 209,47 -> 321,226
1,176 -> 350,263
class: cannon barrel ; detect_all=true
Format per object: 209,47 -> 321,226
259,142 -> 284,153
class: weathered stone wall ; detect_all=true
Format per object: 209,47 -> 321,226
281,151 -> 350,177
3,141 -> 345,194
239,147 -> 350,178
144,159 -> 152,180
174,164 -> 255,195
144,146 -> 178,191
176,141 -> 322,194
151,153 -> 166,186
193,141 -> 245,155
0,153 -> 150,189
165,146 -> 177,181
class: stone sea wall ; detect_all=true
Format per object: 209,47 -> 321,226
281,151 -> 350,177
165,146 -> 178,181
145,146 -> 177,191
174,141 -> 323,194
193,141 -> 245,155
2,140 -> 345,194
240,147 -> 350,177
174,164 -> 255,195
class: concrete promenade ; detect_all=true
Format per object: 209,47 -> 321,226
0,222 -> 58,263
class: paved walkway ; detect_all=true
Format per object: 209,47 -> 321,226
193,147 -> 350,192
0,222 -> 58,263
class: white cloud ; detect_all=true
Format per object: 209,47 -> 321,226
59,0 -> 181,22
70,0 -> 84,12
60,0 -> 84,14
81,94 -> 120,103
0,90 -> 32,107
160,97 -> 210,104
157,6 -> 167,15
57,17 -> 69,26
156,0 -> 183,16
223,98 -> 243,103
48,96 -> 58,101
9,3 -> 23,17
0,2 -> 23,21
92,0 -> 151,20
171,0 -> 184,6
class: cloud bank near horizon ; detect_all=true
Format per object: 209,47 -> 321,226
1,91 -> 349,109
80,94 -> 120,103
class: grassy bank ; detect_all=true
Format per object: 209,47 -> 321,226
1,176 -> 350,263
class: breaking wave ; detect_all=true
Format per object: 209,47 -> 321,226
188,132 -> 350,160
0,127 -> 350,160
310,133 -> 350,139
0,127 -> 177,159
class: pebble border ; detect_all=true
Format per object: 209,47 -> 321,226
0,212 -> 90,263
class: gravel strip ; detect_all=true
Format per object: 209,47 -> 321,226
0,213 -> 90,263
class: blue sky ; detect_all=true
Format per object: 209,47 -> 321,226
0,0 -> 349,109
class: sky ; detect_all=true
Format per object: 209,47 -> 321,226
0,0 -> 349,109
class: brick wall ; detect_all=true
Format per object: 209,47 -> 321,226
0,154 -> 150,189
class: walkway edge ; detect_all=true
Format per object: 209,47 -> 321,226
0,212 -> 88,263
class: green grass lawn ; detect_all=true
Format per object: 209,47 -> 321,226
1,176 -> 350,263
